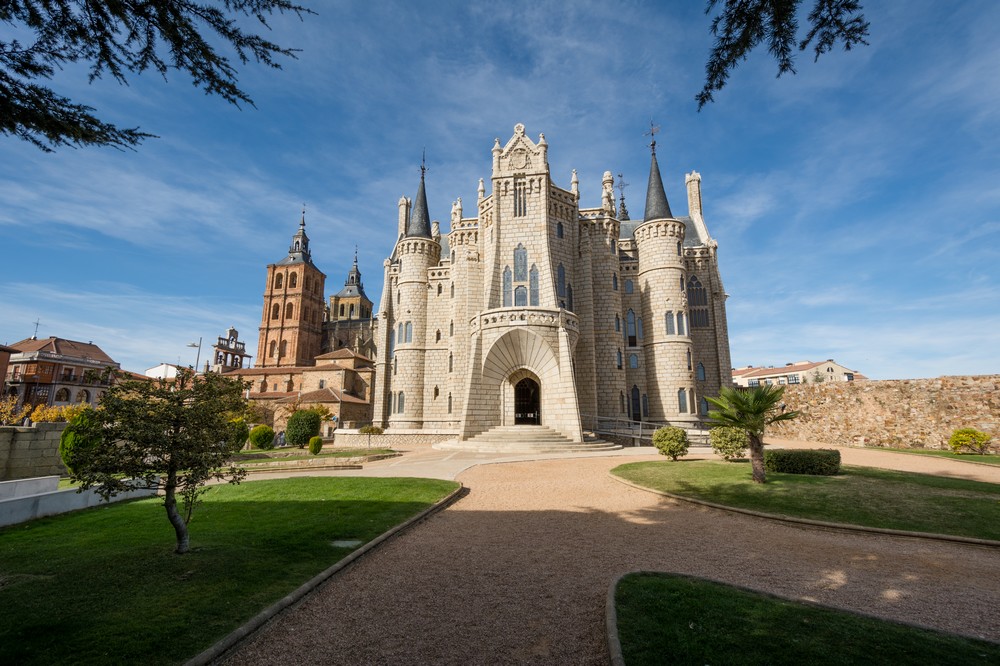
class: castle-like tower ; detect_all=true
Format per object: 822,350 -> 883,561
255,214 -> 327,368
372,124 -> 732,441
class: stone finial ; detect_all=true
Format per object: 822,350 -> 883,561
686,170 -> 703,218
571,169 -> 579,199
478,178 -> 485,201
397,196 -> 411,238
431,220 -> 441,242
602,170 -> 615,214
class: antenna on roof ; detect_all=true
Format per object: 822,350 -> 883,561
31,318 -> 40,340
643,119 -> 660,154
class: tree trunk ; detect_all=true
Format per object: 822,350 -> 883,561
749,434 -> 767,483
163,469 -> 190,554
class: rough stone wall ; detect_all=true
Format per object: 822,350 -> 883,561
333,431 -> 451,449
0,423 -> 67,481
771,375 -> 1000,449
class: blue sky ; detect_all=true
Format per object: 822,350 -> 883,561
1,1 -> 998,380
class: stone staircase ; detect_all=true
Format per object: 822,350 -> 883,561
435,425 -> 622,453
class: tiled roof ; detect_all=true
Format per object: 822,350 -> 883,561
273,387 -> 368,405
11,336 -> 117,365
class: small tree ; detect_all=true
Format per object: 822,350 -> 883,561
707,385 -> 800,483
286,409 -> 321,448
308,435 -> 323,455
653,426 -> 689,461
0,395 -> 30,425
66,369 -> 250,554
249,424 -> 275,450
710,426 -> 749,461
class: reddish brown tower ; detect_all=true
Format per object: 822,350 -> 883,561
256,213 -> 326,368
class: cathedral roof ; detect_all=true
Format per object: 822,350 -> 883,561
333,252 -> 371,301
276,212 -> 318,268
405,167 -> 433,238
643,147 -> 673,222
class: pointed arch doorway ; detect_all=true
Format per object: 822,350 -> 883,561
514,377 -> 541,425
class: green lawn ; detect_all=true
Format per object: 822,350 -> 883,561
865,446 -> 1000,466
615,573 -> 1000,665
0,476 -> 458,665
612,460 -> 1000,540
236,448 -> 396,464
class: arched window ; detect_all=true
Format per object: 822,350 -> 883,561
388,337 -> 395,359
700,397 -> 709,415
449,353 -> 453,372
503,266 -> 512,307
567,284 -> 573,312
697,362 -> 706,381
274,273 -> 283,289
285,302 -> 294,319
624,279 -> 633,294
435,330 -> 441,342
405,322 -> 413,342
434,386 -> 439,399
631,386 -> 641,422
556,221 -> 564,238
629,353 -> 639,369
514,244 -> 528,281
612,274 -> 618,291
677,312 -> 686,335
55,388 -> 70,402
514,285 -> 527,306
677,241 -> 682,256
688,275 -> 710,328
78,389 -> 91,403
269,340 -> 277,357
437,283 -> 443,295
397,392 -> 405,414
557,264 -> 566,297
665,311 -> 675,334
678,389 -> 688,413
615,314 -> 620,332
289,272 -> 297,288
529,265 -> 539,306
448,393 -> 453,413
279,340 -> 287,358
271,304 -> 280,320
642,394 -> 649,417
627,310 -> 637,346
617,349 -> 623,369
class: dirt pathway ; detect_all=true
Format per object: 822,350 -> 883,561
227,453 -> 1000,665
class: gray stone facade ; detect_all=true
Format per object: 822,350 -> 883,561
371,124 -> 732,442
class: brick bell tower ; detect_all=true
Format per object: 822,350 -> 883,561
256,211 -> 327,368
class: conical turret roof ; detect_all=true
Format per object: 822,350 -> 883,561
406,167 -> 432,238
643,148 -> 673,221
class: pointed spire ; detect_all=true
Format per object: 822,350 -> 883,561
406,155 -> 432,238
643,143 -> 673,221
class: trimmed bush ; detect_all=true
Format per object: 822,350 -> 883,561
359,425 -> 384,435
652,426 -> 689,461
286,410 -> 322,448
249,424 -> 275,450
308,436 -> 323,455
59,409 -> 100,474
227,418 -> 250,452
764,448 -> 841,475
710,426 -> 749,461
948,428 -> 993,455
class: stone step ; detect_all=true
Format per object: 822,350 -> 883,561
435,425 -> 622,453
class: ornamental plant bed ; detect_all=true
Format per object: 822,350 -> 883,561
612,460 -> 1000,540
615,573 -> 1000,665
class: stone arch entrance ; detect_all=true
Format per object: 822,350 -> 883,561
514,377 -> 540,425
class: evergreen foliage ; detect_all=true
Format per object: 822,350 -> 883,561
308,435 -> 323,455
707,385 -> 800,483
710,426 -> 749,461
764,448 -> 841,475
286,409 -> 321,448
249,424 -> 275,450
359,425 -> 384,435
652,426 -> 689,461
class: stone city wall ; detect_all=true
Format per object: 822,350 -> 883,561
0,422 -> 68,481
770,375 -> 1000,449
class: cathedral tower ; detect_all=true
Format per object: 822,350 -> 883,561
256,213 -> 326,368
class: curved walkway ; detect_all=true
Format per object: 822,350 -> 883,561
225,445 -> 1000,664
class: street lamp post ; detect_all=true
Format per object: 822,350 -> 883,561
187,337 -> 202,374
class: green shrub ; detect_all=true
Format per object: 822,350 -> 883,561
652,426 -> 689,461
249,424 -> 275,450
359,425 -> 384,435
710,426 -> 749,461
764,448 -> 841,475
226,418 -> 250,452
286,410 -> 322,448
308,436 -> 323,455
948,428 -> 993,455
58,409 -> 100,474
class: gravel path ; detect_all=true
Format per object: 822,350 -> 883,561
226,446 -> 1000,665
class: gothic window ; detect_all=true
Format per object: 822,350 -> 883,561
557,264 -> 566,297
631,386 -> 641,422
279,340 -> 287,358
397,323 -> 403,343
678,389 -> 688,413
514,286 -> 527,306
624,279 -> 634,294
274,274 -> 283,289
405,322 -> 413,342
612,274 -> 618,291
697,362 -> 706,381
615,314 -> 620,332
289,272 -> 297,288
687,349 -> 692,370
448,393 -> 453,413
271,304 -> 280,320
513,177 -> 527,217
567,285 -> 573,312
629,354 -> 639,369
619,392 -> 625,414
665,311 -> 675,334
637,317 -> 644,340
677,312 -> 686,335
451,283 -> 455,298
680,276 -> 685,289
529,265 -> 539,306
398,392 -> 405,414
556,221 -> 564,238
436,330 -> 441,342
388,337 -> 394,359
397,289 -> 400,304
339,304 -> 345,317
434,386 -> 439,399
677,241 -> 682,256
642,394 -> 649,417
503,266 -> 512,307
627,310 -> 637,346
688,276 -> 710,328
269,340 -> 277,357
285,302 -> 294,319
617,349 -> 623,369
451,251 -> 455,263
448,353 -> 453,372
514,244 -> 527,281
437,283 -> 443,296
55,388 -> 70,402
700,397 -> 709,415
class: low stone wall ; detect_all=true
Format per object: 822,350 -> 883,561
0,480 -> 157,528
333,431 -> 453,449
771,375 -> 1000,449
0,423 -> 68,481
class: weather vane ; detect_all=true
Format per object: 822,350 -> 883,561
644,119 -> 661,153
421,148 -> 428,177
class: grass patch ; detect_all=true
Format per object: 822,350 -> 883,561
236,448 -> 396,464
865,447 -> 1000,466
0,476 -> 457,665
612,460 -> 1000,540
616,573 -> 1000,665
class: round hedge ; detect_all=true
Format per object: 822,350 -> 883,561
249,424 -> 275,450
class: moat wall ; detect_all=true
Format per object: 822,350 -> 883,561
770,375 -> 1000,449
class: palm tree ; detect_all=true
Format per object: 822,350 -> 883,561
706,385 -> 799,483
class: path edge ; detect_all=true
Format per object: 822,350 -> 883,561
185,482 -> 467,666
